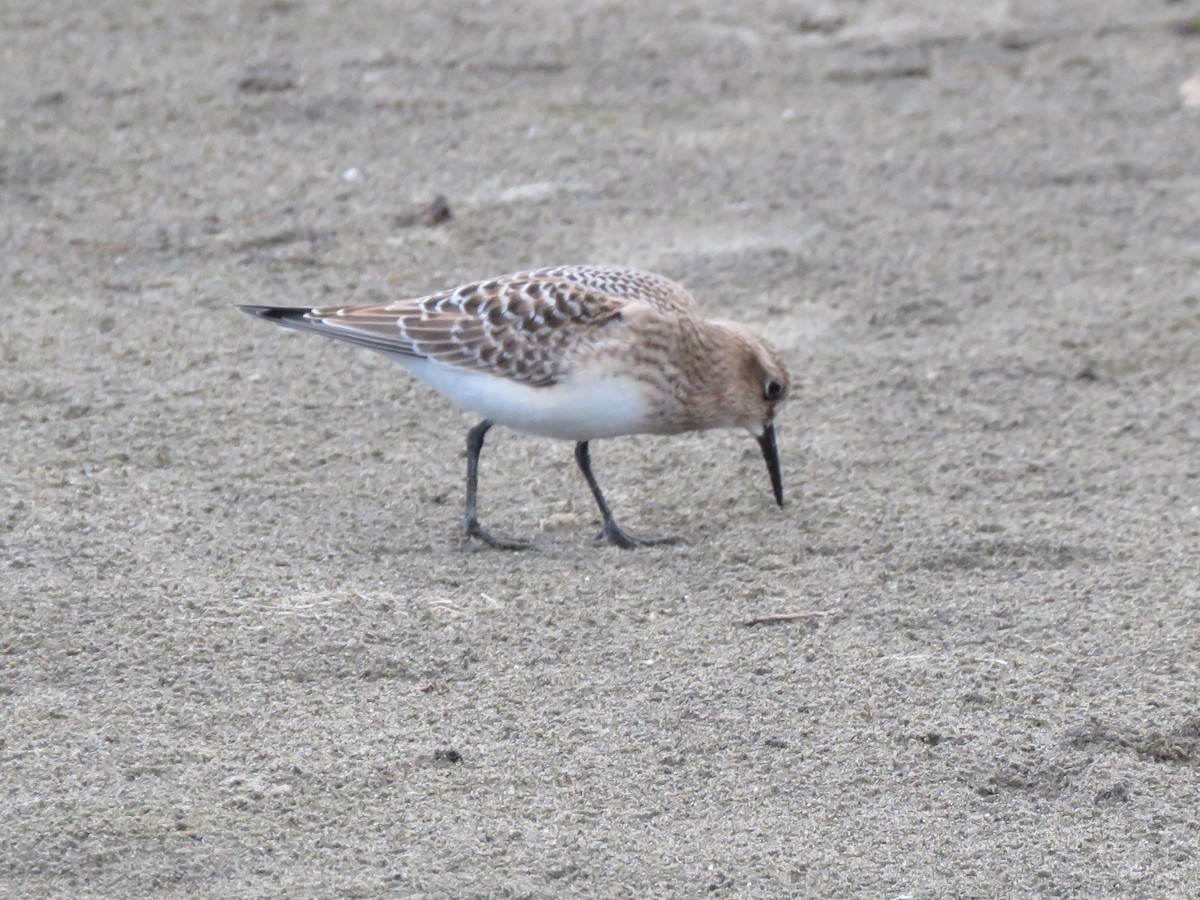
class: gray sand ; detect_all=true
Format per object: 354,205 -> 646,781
4,1 -> 1199,896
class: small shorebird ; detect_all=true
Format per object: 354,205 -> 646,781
240,265 -> 789,549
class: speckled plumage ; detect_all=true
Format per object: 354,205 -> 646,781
240,265 -> 790,548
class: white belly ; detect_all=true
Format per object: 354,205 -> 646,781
392,355 -> 651,441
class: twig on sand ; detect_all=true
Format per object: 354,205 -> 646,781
742,610 -> 836,627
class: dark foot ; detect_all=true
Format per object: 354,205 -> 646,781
597,521 -> 678,549
460,420 -> 530,550
463,518 -> 531,551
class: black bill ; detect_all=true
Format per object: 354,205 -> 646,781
757,423 -> 784,507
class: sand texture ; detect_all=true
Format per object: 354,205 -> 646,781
3,0 -> 1199,896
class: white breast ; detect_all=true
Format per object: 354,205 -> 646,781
392,355 -> 652,441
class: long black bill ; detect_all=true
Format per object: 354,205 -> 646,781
756,423 -> 784,507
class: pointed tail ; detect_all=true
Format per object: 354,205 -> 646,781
238,305 -> 310,324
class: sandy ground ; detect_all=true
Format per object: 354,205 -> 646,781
3,0 -> 1200,896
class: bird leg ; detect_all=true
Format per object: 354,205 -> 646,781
574,441 -> 675,549
462,420 -> 529,550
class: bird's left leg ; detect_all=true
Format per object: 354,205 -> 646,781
461,420 -> 530,550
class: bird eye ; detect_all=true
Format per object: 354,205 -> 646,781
764,379 -> 784,401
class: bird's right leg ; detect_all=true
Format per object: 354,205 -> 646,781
574,441 -> 675,549
462,420 -> 530,550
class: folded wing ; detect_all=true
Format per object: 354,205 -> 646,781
243,268 -> 676,387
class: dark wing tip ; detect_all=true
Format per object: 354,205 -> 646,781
237,305 -> 310,322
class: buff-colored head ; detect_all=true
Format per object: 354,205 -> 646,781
704,321 -> 790,427
704,321 -> 790,505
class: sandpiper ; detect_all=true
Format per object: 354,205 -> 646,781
240,265 -> 789,549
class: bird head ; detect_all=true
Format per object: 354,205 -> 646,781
706,321 -> 790,506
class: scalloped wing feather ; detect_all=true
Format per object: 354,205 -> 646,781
303,266 -> 694,386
